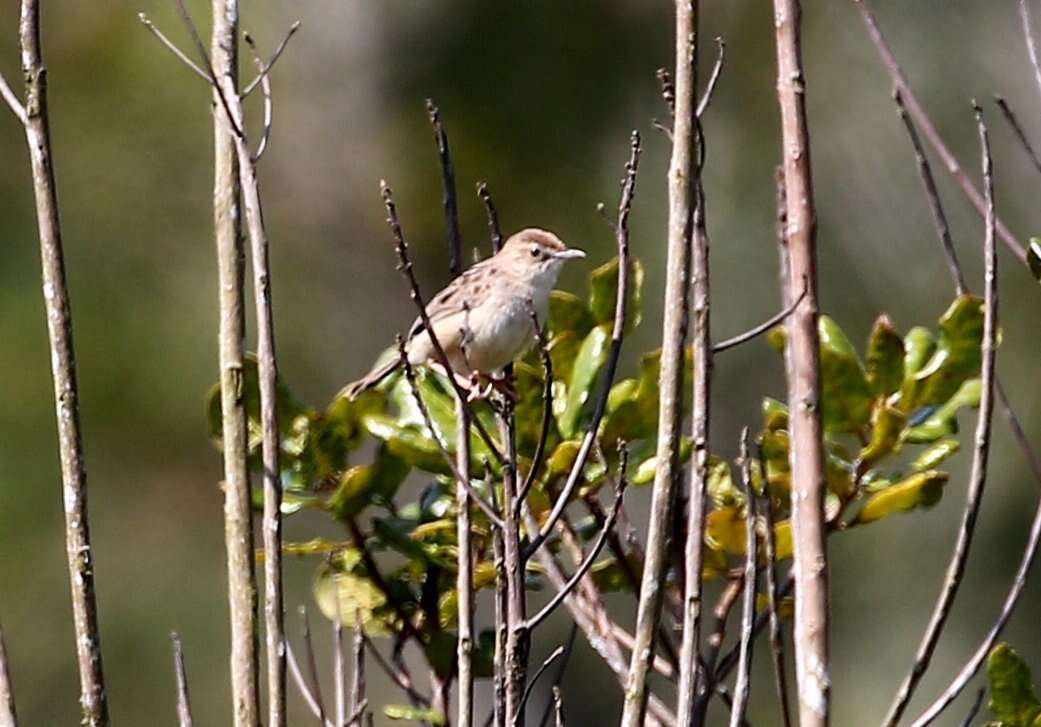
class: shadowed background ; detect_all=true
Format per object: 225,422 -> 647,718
1,0 -> 1040,724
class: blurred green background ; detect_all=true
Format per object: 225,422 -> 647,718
1,0 -> 1040,724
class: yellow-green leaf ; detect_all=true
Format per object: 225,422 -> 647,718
856,470 -> 948,524
588,256 -> 644,332
858,404 -> 908,468
911,439 -> 960,471
706,506 -> 747,555
906,378 -> 982,444
905,295 -> 985,409
548,289 -> 594,338
987,643 -> 1041,727
866,314 -> 905,396
384,705 -> 447,725
557,324 -> 611,438
818,315 -> 873,434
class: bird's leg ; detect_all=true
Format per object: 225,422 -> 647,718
466,371 -> 495,402
488,370 -> 517,402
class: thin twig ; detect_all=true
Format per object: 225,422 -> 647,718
396,339 -> 503,527
476,182 -> 503,254
17,2 -> 109,723
137,13 -> 210,82
381,182 -> 505,464
0,624 -> 17,727
527,457 -> 628,630
285,645 -> 331,726
300,607 -> 328,725
243,33 -> 273,163
427,99 -> 463,275
1019,0 -> 1041,107
349,619 -> 365,726
0,70 -> 26,125
957,688 -> 985,727
881,102 -> 999,727
524,129 -> 640,561
692,575 -> 744,721
501,401 -> 529,725
242,21 -> 301,97
695,37 -> 726,118
515,646 -> 565,723
362,634 -> 430,707
730,430 -> 757,727
456,394 -> 475,727
171,633 -> 194,727
334,613 -> 345,727
773,0 -> 829,723
536,625 -> 578,727
852,0 -> 1028,265
993,95 -> 1041,176
657,67 -> 676,116
621,3 -> 694,721
713,282 -> 806,354
553,686 -> 565,727
892,89 -> 969,295
716,573 -> 795,680
759,450 -> 794,727
906,102 -> 1016,727
514,307 -> 553,512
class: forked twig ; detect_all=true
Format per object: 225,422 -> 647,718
515,646 -> 565,723
243,32 -> 273,163
0,69 -> 26,125
242,21 -> 301,97
137,13 -> 210,82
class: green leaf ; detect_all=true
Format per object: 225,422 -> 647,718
910,439 -> 961,471
856,470 -> 948,523
384,705 -> 447,725
858,404 -> 908,468
707,456 -> 743,508
818,315 -> 873,434
1028,239 -> 1041,284
866,314 -> 905,397
557,324 -> 612,439
363,414 -> 450,475
589,554 -> 642,592
548,331 -> 582,416
905,295 -> 985,409
987,643 -> 1041,726
548,290 -> 595,338
905,378 -> 982,444
706,506 -> 747,555
326,445 -> 410,518
588,256 -> 644,332
902,326 -> 937,380
763,397 -> 789,431
313,557 -> 394,635
631,437 -> 692,485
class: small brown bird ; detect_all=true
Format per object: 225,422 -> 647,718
346,228 -> 585,399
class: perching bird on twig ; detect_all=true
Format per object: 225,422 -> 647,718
346,228 -> 584,399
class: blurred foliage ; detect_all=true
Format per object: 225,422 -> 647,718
209,247 -> 987,716
986,643 -> 1041,727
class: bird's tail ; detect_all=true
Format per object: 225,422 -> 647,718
345,357 -> 402,400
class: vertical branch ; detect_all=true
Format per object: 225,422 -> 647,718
209,2 -> 259,725
171,633 -> 195,727
501,409 -> 529,727
772,0 -> 829,724
881,104 -> 1000,727
677,23 -> 712,724
349,620 -> 366,726
334,613 -> 345,727
476,182 -> 503,254
427,99 -> 463,275
456,398 -> 475,727
729,431 -> 758,727
1019,0 -> 1041,106
622,4 -> 696,724
0,625 -> 16,727
760,457 -> 794,727
16,2 -> 109,724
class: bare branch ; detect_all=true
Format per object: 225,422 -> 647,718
427,99 -> 463,275
0,624 -> 17,727
695,37 -> 726,118
958,688 -> 985,727
892,89 -> 968,296
759,453 -> 794,727
729,430 -> 757,727
516,646 -> 565,723
622,2 -> 695,720
773,0 -> 829,723
17,2 -> 109,723
243,33 -> 273,163
993,95 -> 1041,176
552,686 -> 565,727
349,619 -> 366,726
716,573 -> 795,681
656,67 -> 676,116
137,13 -> 210,83
171,633 -> 194,727
882,101 -> 1000,727
476,182 -> 503,254
296,607 -> 328,725
1019,0 -> 1041,107
525,129 -> 640,561
362,634 -> 430,708
334,611 -> 345,727
905,102 -> 1008,727
456,394 -> 475,727
713,283 -> 806,353
852,0 -> 1028,266
242,21 -> 301,97
0,70 -> 26,125
527,458 -> 628,630
536,625 -> 579,727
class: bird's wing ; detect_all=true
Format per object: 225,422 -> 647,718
405,264 -> 491,341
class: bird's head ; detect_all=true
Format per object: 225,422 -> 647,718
498,228 -> 585,287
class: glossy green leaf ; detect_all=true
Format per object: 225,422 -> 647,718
313,557 -> 395,635
706,506 -> 747,555
557,324 -> 612,438
206,353 -> 306,447
707,456 -> 743,508
905,295 -> 985,409
763,397 -> 789,431
384,705 -> 447,725
906,378 -> 982,444
548,290 -> 594,338
601,348 -> 673,444
588,256 -> 644,332
371,517 -> 456,571
858,404 -> 908,468
911,439 -> 961,471
818,315 -> 873,434
326,445 -> 410,518
987,643 -> 1041,726
1028,239 -> 1041,284
363,414 -> 450,475
631,437 -> 692,485
866,314 -> 905,397
856,470 -> 948,523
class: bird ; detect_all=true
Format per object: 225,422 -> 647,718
345,228 -> 585,400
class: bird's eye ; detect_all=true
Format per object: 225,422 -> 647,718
530,246 -> 541,259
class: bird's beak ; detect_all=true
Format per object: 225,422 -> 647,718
555,248 -> 586,260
